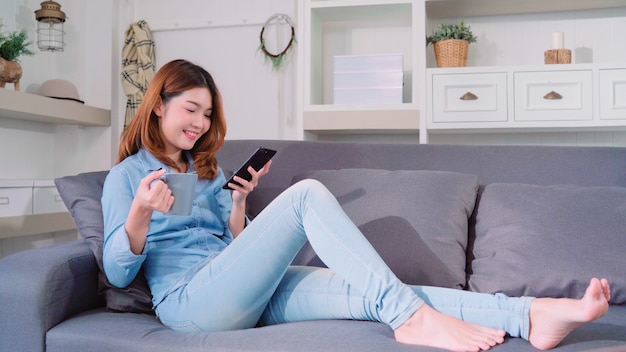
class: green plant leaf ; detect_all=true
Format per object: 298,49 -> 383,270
0,26 -> 35,62
426,21 -> 477,46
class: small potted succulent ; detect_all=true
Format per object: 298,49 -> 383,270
426,21 -> 477,67
0,26 -> 35,91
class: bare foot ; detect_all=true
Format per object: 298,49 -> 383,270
528,278 -> 611,350
394,304 -> 506,351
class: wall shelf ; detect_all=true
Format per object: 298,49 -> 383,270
304,105 -> 420,134
0,89 -> 110,126
425,0 -> 626,18
0,212 -> 75,239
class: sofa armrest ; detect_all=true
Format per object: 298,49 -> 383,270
0,239 -> 103,352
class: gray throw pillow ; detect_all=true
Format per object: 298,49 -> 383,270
469,183 -> 626,304
55,171 -> 154,314
292,169 -> 479,289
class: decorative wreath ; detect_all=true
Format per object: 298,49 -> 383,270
259,13 -> 297,70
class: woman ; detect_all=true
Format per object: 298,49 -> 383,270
102,59 -> 611,351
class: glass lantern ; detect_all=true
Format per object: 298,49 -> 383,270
35,1 -> 66,52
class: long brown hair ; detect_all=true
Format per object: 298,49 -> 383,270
117,59 -> 226,180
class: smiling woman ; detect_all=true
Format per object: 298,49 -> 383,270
116,59 -> 226,180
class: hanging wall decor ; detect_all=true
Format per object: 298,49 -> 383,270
258,13 -> 296,70
121,20 -> 156,127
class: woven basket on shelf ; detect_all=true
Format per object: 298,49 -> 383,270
433,39 -> 469,67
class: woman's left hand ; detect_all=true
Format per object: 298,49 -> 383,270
230,160 -> 271,204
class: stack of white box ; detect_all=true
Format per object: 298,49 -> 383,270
0,179 -> 68,217
333,53 -> 403,105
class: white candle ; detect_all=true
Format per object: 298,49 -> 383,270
551,32 -> 564,49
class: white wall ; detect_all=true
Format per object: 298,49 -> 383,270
1,0 -> 116,258
0,0 -> 115,180
426,8 -> 626,68
126,0 -> 299,141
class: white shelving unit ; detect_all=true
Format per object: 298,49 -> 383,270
298,0 -> 626,142
425,0 -> 626,18
423,0 -> 626,135
298,0 -> 426,139
0,89 -> 111,239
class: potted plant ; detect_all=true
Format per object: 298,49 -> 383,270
0,26 -> 35,91
426,21 -> 477,68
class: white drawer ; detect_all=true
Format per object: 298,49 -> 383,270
514,70 -> 592,121
0,180 -> 34,217
432,72 -> 508,123
599,68 -> 626,120
33,180 -> 67,214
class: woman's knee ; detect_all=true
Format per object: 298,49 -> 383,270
291,178 -> 329,196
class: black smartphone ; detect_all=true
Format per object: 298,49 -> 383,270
222,147 -> 277,190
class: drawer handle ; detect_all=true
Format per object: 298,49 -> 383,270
544,91 -> 563,100
0,197 -> 9,205
460,92 -> 478,101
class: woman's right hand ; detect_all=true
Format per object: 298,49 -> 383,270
124,169 -> 173,255
136,168 -> 174,214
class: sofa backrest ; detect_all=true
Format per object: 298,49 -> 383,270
217,140 -> 626,217
217,140 -> 626,300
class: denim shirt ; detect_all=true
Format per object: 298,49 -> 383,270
102,148 -> 234,307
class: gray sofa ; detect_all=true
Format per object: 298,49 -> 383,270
1,139 -> 625,352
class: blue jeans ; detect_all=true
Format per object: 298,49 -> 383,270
156,180 -> 533,339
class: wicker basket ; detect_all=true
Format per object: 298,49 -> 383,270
433,39 -> 469,67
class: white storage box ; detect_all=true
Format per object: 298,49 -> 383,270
33,180 -> 67,214
333,54 -> 403,105
334,71 -> 404,89
0,180 -> 34,217
334,54 -> 403,73
334,87 -> 403,105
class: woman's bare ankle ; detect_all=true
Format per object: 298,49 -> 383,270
528,278 -> 610,350
395,304 -> 505,351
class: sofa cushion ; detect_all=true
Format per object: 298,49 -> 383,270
469,183 -> 626,304
55,171 -> 154,314
292,168 -> 479,289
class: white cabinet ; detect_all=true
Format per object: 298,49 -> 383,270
33,180 -> 68,215
0,180 -> 67,218
0,180 -> 33,217
298,0 -> 424,136
428,65 -> 626,131
513,70 -> 593,122
431,72 -> 507,123
599,69 -> 626,121
297,1 -> 626,139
